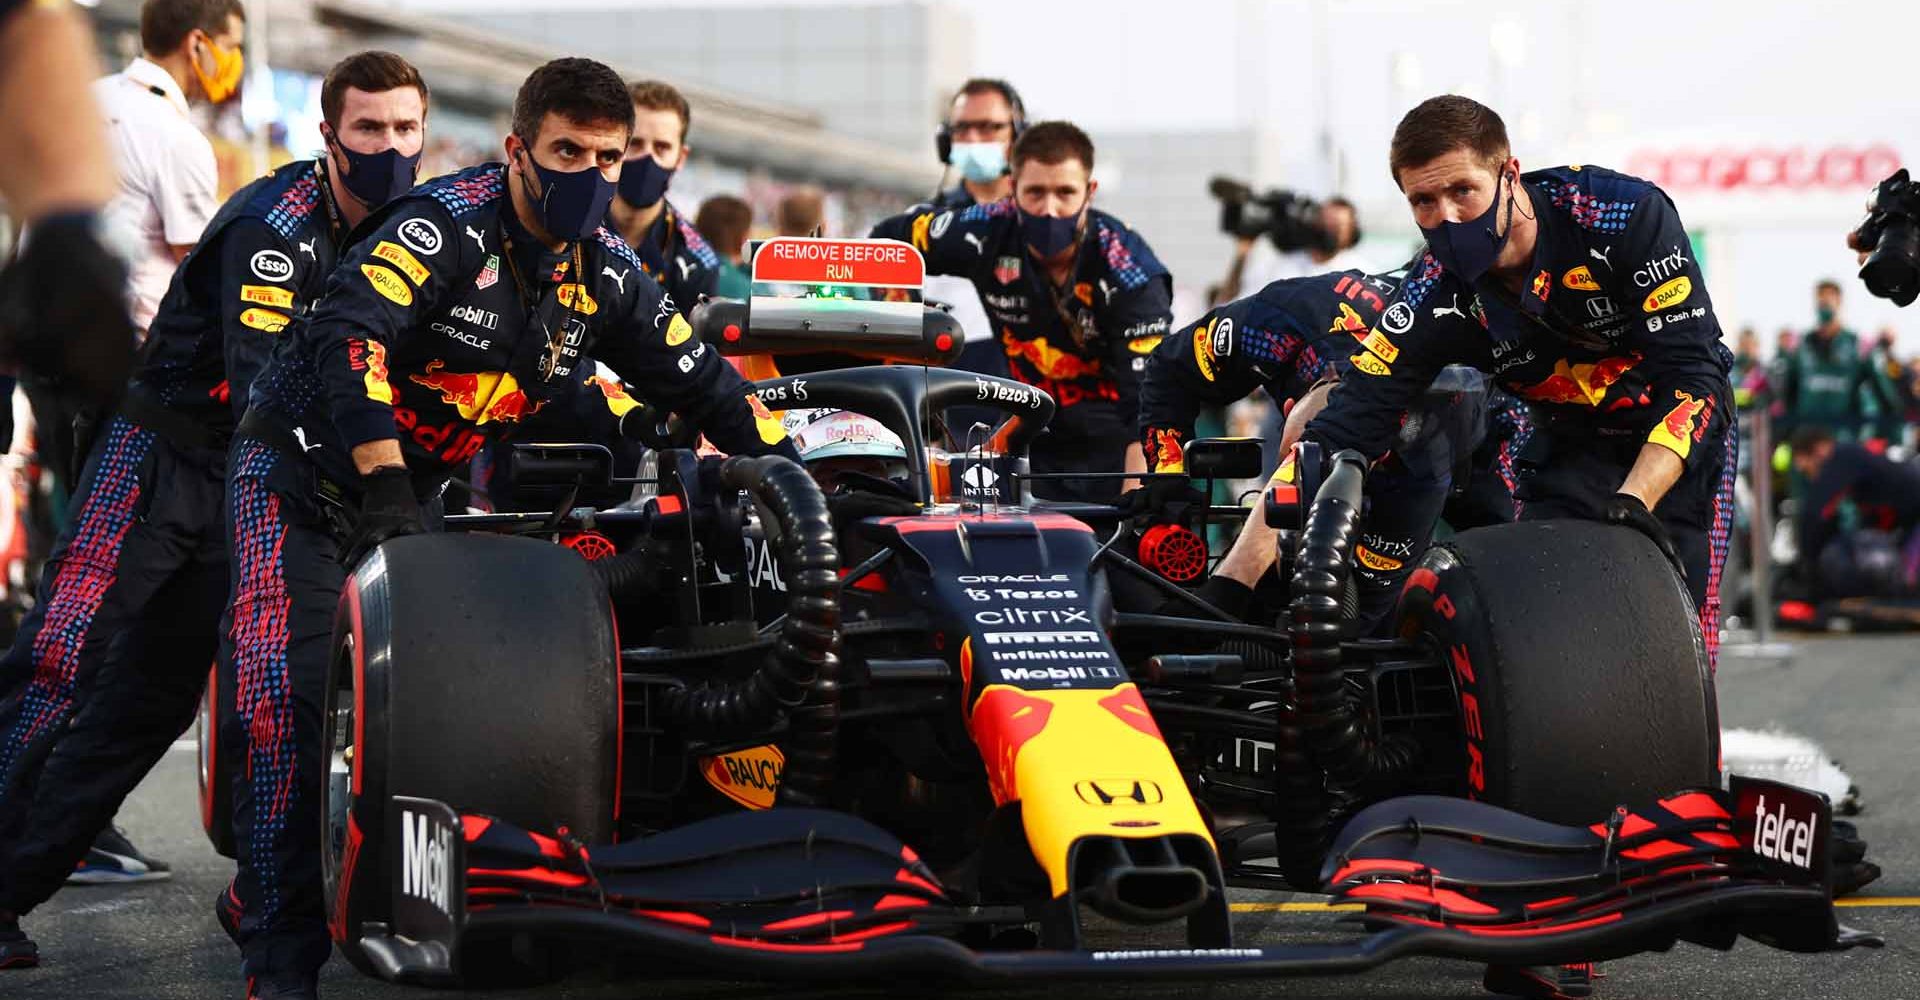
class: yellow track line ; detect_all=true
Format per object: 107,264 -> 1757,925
1231,897 -> 1920,913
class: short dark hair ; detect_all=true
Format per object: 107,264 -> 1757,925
953,78 -> 1024,123
1816,279 -> 1843,297
1389,95 -> 1511,188
695,195 -> 753,262
1010,121 -> 1094,175
140,0 -> 244,56
628,79 -> 691,144
321,52 -> 428,130
1790,425 -> 1836,455
512,58 -> 633,145
776,188 -> 825,238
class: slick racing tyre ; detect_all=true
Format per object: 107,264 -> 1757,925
197,663 -> 235,858
322,533 -> 619,981
1395,519 -> 1717,825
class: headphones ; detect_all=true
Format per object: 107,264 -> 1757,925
935,79 -> 1027,165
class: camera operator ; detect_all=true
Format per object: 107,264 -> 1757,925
1213,182 -> 1366,305
1849,167 -> 1920,308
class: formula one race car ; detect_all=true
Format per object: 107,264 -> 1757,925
275,240 -> 1879,992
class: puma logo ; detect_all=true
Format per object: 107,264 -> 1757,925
292,426 -> 321,452
1590,245 -> 1612,268
1432,294 -> 1466,321
602,266 -> 628,293
963,231 -> 986,255
465,225 -> 486,255
298,239 -> 316,260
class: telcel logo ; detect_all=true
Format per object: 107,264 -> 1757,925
1751,794 -> 1816,869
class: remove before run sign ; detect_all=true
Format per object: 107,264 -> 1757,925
751,237 -> 925,288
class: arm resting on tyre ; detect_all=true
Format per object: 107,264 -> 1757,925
1618,442 -> 1685,511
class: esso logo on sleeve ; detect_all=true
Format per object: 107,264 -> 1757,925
250,249 -> 294,283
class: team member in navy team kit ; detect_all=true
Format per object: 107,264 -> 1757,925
218,57 -> 798,999
928,78 -> 1024,405
605,79 -> 720,311
872,121 -> 1173,502
0,52 -> 431,973
1791,425 -> 1920,597
1301,97 -> 1737,680
1134,268 -> 1531,630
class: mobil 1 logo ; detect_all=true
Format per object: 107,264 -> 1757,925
390,796 -> 464,944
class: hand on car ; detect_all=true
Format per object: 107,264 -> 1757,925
340,467 -> 427,568
1117,475 -> 1208,523
1603,492 -> 1686,580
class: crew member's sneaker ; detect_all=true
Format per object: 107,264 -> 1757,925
66,826 -> 172,885
1484,962 -> 1596,999
246,973 -> 319,999
0,915 -> 37,970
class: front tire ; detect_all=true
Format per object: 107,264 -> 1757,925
1396,519 -> 1717,824
322,533 -> 619,980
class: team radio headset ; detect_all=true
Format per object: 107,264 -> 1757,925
931,79 -> 1028,198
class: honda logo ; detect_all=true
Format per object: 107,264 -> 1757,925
1074,779 -> 1164,806
1585,296 -> 1619,320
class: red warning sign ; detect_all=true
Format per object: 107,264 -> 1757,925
751,238 -> 925,288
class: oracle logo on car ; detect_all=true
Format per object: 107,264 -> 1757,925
1625,145 -> 1902,192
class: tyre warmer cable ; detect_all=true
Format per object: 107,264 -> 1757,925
649,455 -> 843,806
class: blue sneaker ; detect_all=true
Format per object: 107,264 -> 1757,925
65,826 -> 172,885
0,916 -> 36,969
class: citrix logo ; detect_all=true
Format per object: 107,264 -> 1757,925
1633,245 -> 1690,288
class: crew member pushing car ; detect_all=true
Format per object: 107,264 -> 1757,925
871,121 -> 1172,502
0,52 -> 431,981
217,57 -> 798,1000
1301,96 -> 1736,669
1133,267 -> 1531,629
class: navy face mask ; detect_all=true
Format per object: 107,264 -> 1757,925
616,154 -> 674,209
516,141 -> 617,242
326,129 -> 421,209
1020,205 -> 1082,258
1420,169 -> 1515,283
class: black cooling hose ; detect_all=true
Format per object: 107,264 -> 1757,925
1286,450 -> 1420,789
656,455 -> 843,807
592,547 -> 663,597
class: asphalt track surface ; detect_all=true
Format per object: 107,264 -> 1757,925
12,633 -> 1919,999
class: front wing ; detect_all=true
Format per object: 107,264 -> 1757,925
363,778 -> 1880,985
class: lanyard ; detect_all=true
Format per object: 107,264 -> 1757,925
499,232 -> 585,382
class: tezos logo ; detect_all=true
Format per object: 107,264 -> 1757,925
250,249 -> 293,282
400,809 -> 451,914
1751,794 -> 1816,869
398,218 -> 443,256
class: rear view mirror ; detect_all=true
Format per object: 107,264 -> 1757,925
509,443 -> 613,488
1184,437 -> 1264,481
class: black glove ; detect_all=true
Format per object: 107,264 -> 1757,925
339,467 -> 426,568
1602,492 -> 1686,580
619,403 -> 700,450
1116,475 -> 1208,522
0,212 -> 135,406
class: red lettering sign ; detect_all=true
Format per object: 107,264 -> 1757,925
751,237 -> 926,288
1625,145 -> 1901,192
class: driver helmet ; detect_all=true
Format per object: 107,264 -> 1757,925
783,408 -> 910,487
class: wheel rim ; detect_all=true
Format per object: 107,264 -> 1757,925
323,634 -> 355,895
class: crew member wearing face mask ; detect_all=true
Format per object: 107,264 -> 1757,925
92,0 -> 248,334
0,52 -> 431,984
872,121 -> 1172,503
922,78 -> 1024,431
1300,96 -> 1736,674
605,79 -> 719,316
215,58 -> 797,998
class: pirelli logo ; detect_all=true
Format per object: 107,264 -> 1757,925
239,284 -> 294,308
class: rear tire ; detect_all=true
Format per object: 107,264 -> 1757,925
197,664 -> 235,858
1395,519 -> 1717,824
322,533 -> 619,981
